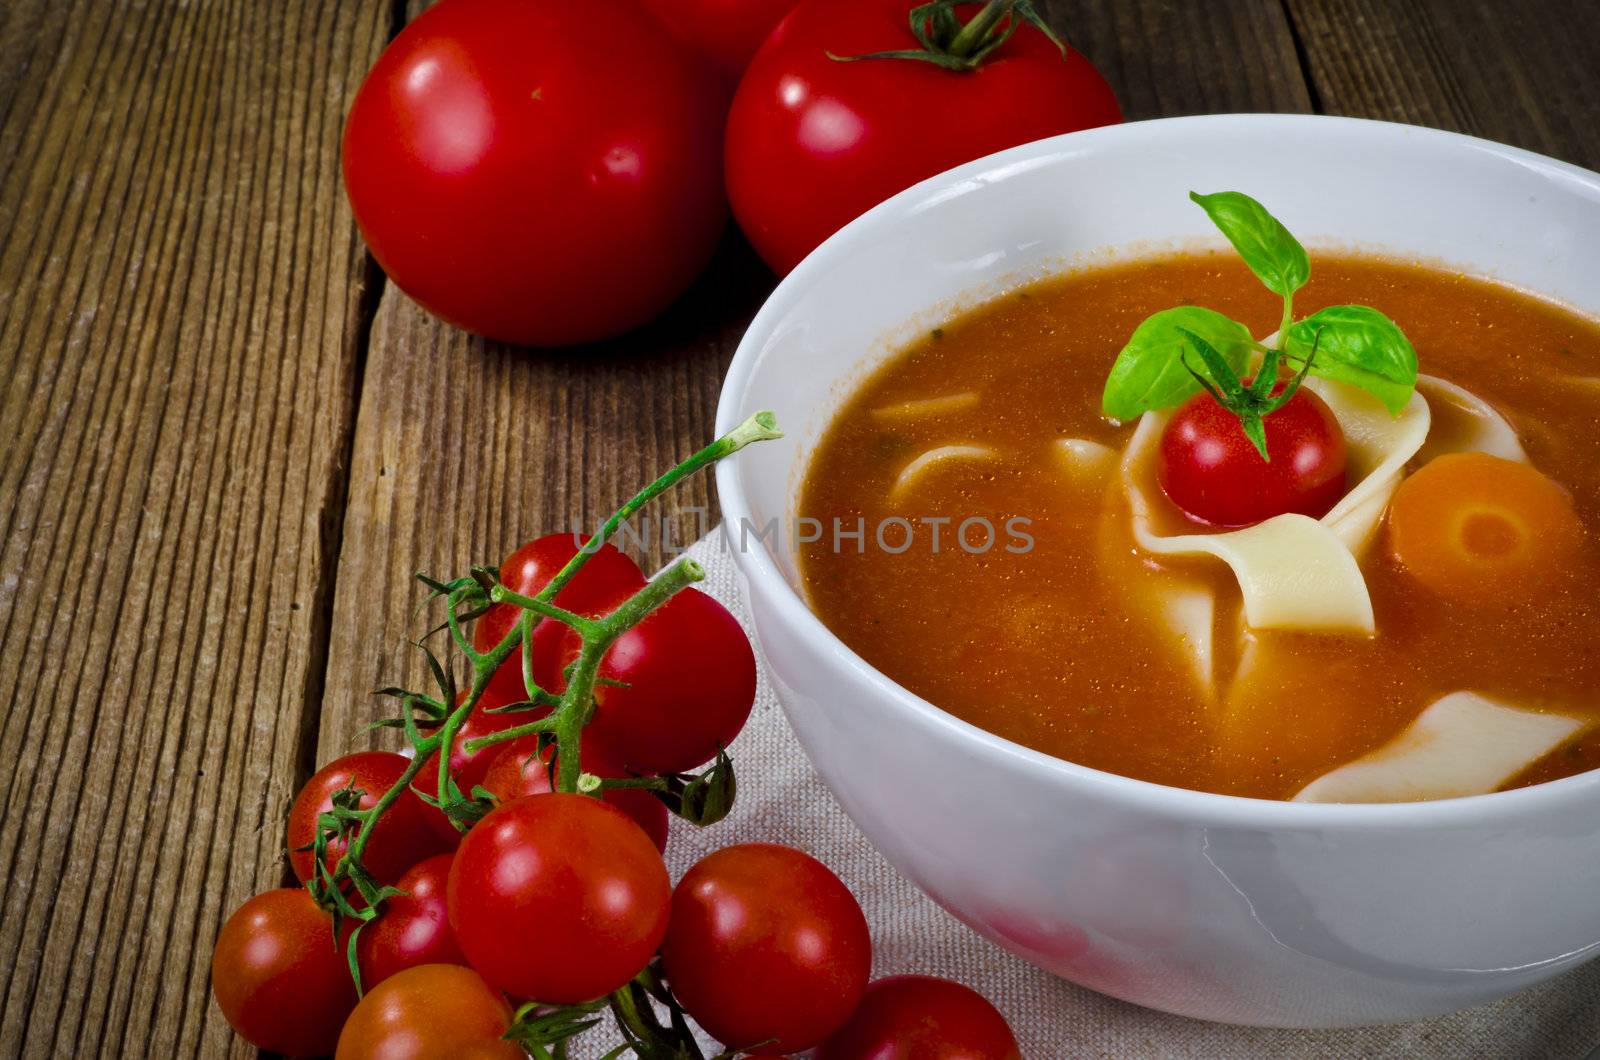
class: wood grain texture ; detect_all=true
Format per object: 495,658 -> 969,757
1048,0 -> 1312,117
315,233 -> 771,753
1283,0 -> 1600,168
0,1 -> 389,1056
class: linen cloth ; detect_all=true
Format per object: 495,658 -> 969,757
642,532 -> 1600,1059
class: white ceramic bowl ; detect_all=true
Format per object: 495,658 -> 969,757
713,114 -> 1600,1028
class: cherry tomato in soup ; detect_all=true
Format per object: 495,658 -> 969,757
335,963 -> 521,1060
815,975 -> 1021,1060
1158,384 -> 1348,527
357,854 -> 467,988
211,889 -> 355,1056
532,586 -> 756,774
474,534 -> 646,704
481,735 -> 670,852
286,752 -> 454,886
447,793 -> 670,1004
342,0 -> 728,345
641,0 -> 804,82
661,843 -> 872,1052
726,0 -> 1120,274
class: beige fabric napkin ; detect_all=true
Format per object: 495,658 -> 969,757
644,532 -> 1600,1058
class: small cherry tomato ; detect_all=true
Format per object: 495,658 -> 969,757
474,534 -> 646,705
211,888 -> 355,1057
357,854 -> 466,988
533,586 -> 756,774
1158,383 -> 1347,527
481,735 -> 669,852
640,0 -> 805,82
662,843 -> 872,1052
442,687 -> 548,799
448,793 -> 671,1004
342,0 -> 728,345
815,975 -> 1021,1060
727,0 -> 1121,273
335,963 -> 521,1060
286,752 -> 454,886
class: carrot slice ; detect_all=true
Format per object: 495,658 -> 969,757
1386,452 -> 1584,602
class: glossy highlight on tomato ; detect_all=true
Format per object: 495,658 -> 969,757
286,751 -> 454,886
342,0 -> 728,345
533,585 -> 757,774
1158,383 -> 1348,527
447,793 -> 671,1004
357,854 -> 466,988
662,843 -> 872,1052
816,975 -> 1021,1059
335,963 -> 521,1060
211,889 -> 356,1057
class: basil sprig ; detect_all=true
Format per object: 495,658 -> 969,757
1101,306 -> 1254,420
1099,191 -> 1419,454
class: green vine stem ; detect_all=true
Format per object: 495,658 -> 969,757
302,411 -> 781,1050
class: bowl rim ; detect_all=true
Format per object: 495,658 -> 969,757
714,112 -> 1600,830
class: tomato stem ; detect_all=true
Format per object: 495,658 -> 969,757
829,0 -> 1068,71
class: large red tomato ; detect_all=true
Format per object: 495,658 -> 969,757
661,843 -> 872,1052
447,794 -> 671,1004
726,0 -> 1121,274
286,752 -> 454,887
342,0 -> 728,346
532,586 -> 756,774
815,975 -> 1021,1059
357,854 -> 467,988
641,0 -> 804,81
211,889 -> 356,1057
335,963 -> 521,1060
480,735 -> 670,852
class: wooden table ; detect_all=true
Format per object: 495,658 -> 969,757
2,1 -> 1597,1055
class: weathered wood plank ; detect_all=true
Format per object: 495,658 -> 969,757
1050,0 -> 1312,117
1283,0 -> 1600,169
0,1 -> 390,1056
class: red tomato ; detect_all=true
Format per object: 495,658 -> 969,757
286,752 -> 454,887
448,794 -> 671,1003
815,975 -> 1021,1060
342,0 -> 728,346
661,843 -> 872,1052
533,586 -> 756,774
335,963 -> 521,1060
211,889 -> 355,1056
1158,384 -> 1348,527
481,735 -> 670,852
442,687 -> 548,799
641,0 -> 805,81
474,534 -> 646,704
727,0 -> 1121,274
357,854 -> 466,988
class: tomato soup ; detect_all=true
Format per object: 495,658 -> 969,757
798,252 -> 1600,800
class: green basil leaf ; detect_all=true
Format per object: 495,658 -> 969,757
1285,304 -> 1418,415
1189,190 -> 1310,298
1101,306 -> 1254,419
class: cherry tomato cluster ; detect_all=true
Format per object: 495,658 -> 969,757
211,417 -> 1019,1057
342,0 -> 1120,346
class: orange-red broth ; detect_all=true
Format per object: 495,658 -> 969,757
798,253 -> 1600,800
